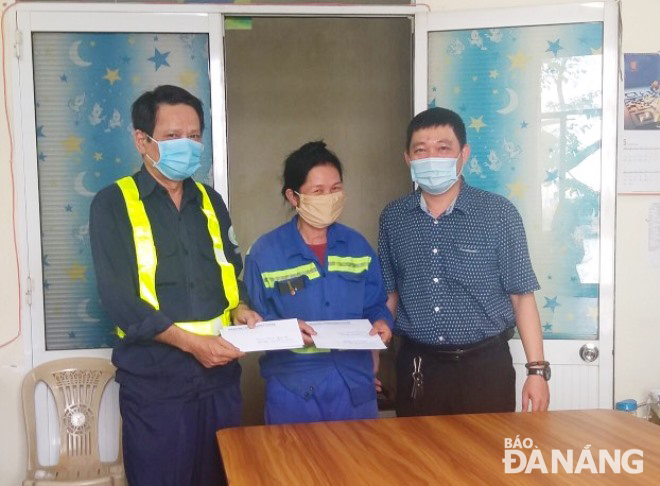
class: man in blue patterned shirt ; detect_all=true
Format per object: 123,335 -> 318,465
378,107 -> 550,416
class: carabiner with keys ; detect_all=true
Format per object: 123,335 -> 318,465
411,356 -> 424,400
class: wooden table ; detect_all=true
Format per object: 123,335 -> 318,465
217,410 -> 660,485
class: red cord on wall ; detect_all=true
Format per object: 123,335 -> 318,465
0,0 -> 22,350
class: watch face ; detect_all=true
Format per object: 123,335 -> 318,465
529,367 -> 551,381
543,367 -> 551,381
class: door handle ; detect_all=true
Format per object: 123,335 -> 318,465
579,343 -> 599,363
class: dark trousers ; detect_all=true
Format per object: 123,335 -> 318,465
395,337 -> 516,417
120,382 -> 241,486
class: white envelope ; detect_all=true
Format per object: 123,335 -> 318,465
308,319 -> 386,350
220,318 -> 304,353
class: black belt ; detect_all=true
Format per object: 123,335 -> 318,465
402,327 -> 514,359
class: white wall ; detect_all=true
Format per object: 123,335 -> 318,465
1,0 -> 658,483
0,1 -> 29,485
610,0 -> 660,406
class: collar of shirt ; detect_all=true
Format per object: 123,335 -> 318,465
284,215 -> 348,261
419,191 -> 458,217
405,177 -> 477,217
136,164 -> 201,206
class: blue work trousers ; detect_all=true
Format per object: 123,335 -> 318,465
120,382 -> 241,486
265,367 -> 378,425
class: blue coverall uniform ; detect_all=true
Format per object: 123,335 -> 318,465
244,216 -> 393,424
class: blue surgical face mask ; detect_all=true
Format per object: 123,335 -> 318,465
410,157 -> 460,195
146,135 -> 203,181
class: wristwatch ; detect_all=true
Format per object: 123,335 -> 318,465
525,361 -> 551,381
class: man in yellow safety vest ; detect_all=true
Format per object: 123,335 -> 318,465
90,85 -> 260,486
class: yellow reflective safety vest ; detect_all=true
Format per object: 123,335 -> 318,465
115,176 -> 239,338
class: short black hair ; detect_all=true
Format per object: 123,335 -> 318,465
131,85 -> 204,137
406,107 -> 467,151
281,141 -> 343,199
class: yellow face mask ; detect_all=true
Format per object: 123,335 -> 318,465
295,190 -> 346,229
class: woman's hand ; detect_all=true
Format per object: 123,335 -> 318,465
298,319 -> 317,346
369,319 -> 392,345
231,303 -> 262,328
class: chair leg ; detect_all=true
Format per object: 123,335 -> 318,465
111,473 -> 126,486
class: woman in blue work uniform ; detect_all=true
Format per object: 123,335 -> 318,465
244,141 -> 393,424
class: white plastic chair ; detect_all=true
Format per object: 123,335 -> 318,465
22,357 -> 125,485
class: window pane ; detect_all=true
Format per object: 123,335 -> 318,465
428,23 -> 603,340
32,32 -> 212,349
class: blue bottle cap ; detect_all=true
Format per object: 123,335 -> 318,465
616,399 -> 638,411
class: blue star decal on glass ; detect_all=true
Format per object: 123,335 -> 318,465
543,296 -> 560,312
38,152 -> 47,162
36,125 -> 45,138
520,120 -> 528,128
65,204 -> 73,212
458,104 -> 467,112
432,86 -> 437,92
69,331 -> 77,339
121,55 -> 131,64
60,73 -> 68,82
545,168 -> 559,182
543,323 -> 552,332
428,98 -> 436,108
148,48 -> 170,71
547,274 -> 552,280
546,39 -> 563,57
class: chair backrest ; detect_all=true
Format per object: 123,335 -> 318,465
22,357 -> 117,473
